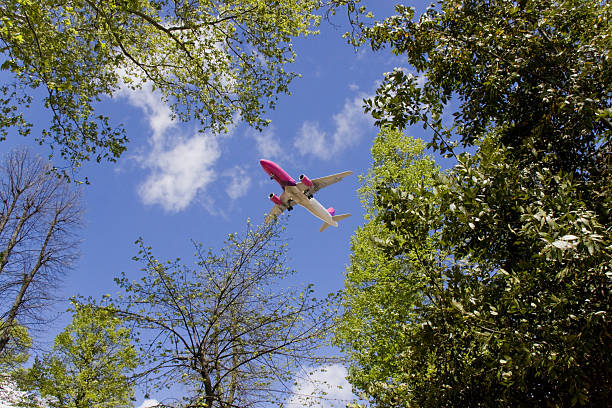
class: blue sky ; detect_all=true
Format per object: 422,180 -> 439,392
2,1 -> 437,406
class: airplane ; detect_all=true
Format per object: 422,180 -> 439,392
260,159 -> 353,232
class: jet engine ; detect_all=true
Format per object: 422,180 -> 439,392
269,193 -> 282,206
299,174 -> 313,187
299,174 -> 314,199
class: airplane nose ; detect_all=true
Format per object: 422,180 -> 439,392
260,159 -> 271,170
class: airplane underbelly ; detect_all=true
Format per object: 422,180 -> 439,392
285,186 -> 336,226
302,197 -> 336,226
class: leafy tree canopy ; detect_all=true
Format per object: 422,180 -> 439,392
0,0 -> 321,172
335,127 -> 441,406
0,321 -> 31,376
21,301 -> 139,408
336,1 -> 611,406
356,0 -> 610,165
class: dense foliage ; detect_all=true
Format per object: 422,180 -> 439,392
22,302 -> 138,408
337,0 -> 611,406
0,321 -> 31,376
335,127 -> 441,405
0,0 -> 320,172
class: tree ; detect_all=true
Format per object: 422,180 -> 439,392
335,127 -> 442,406
0,148 -> 82,355
0,321 -> 31,377
0,0 -> 321,172
22,301 -> 139,408
358,0 -> 610,166
108,221 -> 336,408
0,323 -> 34,408
337,0 -> 611,406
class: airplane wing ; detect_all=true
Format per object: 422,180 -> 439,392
298,171 -> 353,194
265,205 -> 285,224
265,190 -> 293,223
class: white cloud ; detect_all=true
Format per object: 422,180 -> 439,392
286,364 -> 357,408
224,165 -> 251,200
136,399 -> 160,408
294,120 -> 329,159
118,85 -> 175,144
138,134 -> 220,212
117,83 -> 222,212
294,94 -> 374,160
249,125 -> 283,159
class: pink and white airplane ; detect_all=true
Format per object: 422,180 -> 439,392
260,159 -> 352,232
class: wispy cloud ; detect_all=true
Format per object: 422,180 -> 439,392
294,93 -> 374,160
117,81 -> 175,144
224,165 -> 251,200
249,125 -> 283,159
294,120 -> 329,159
117,84 -> 222,212
286,364 -> 357,408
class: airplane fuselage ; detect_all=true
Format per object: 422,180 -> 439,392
260,159 -> 296,187
283,185 -> 336,227
260,159 -> 338,227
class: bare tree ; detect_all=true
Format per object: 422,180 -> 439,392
108,221 -> 337,408
0,147 -> 82,354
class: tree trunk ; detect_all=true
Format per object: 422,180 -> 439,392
0,216 -> 56,353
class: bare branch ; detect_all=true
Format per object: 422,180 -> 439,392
0,147 -> 82,355
109,221 -> 336,407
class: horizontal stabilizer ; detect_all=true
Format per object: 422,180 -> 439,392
319,213 -> 351,232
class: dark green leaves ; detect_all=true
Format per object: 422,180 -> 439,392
338,1 -> 611,406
